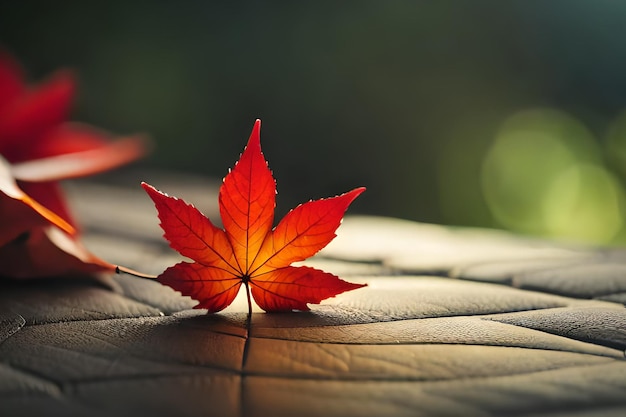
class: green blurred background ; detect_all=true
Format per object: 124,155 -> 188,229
3,1 -> 626,244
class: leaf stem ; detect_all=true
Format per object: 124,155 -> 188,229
115,265 -> 158,280
244,281 -> 252,317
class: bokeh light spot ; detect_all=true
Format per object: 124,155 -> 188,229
482,108 -> 605,239
543,164 -> 624,242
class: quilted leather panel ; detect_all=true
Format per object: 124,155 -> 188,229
0,178 -> 624,416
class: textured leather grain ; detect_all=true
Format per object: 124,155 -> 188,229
0,179 -> 624,416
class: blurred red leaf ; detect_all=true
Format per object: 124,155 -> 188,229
0,225 -> 114,279
0,50 -> 147,278
0,154 -> 73,247
143,119 -> 366,313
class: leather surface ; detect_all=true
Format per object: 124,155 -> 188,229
0,178 -> 624,417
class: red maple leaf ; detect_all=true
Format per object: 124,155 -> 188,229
0,50 -> 147,278
142,120 -> 366,313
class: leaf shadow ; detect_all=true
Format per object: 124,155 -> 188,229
249,305 -> 383,329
